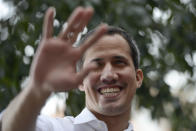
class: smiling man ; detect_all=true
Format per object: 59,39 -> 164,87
77,28 -> 143,131
1,7 -> 143,131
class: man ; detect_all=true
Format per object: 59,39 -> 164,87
1,6 -> 143,131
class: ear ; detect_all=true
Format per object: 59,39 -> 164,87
79,84 -> 85,92
136,69 -> 143,88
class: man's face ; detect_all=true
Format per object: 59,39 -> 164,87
80,34 -> 143,116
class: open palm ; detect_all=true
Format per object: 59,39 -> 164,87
30,7 -> 107,92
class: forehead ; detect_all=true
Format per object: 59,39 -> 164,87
84,34 -> 132,61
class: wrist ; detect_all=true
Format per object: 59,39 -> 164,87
27,79 -> 52,106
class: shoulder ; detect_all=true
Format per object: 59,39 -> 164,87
35,115 -> 75,131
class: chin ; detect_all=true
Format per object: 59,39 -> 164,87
100,105 -> 129,116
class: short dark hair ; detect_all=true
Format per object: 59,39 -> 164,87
76,26 -> 140,71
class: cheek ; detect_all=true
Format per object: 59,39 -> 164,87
120,68 -> 136,81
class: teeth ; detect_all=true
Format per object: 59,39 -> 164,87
100,88 -> 120,94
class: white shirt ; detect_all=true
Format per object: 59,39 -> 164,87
36,108 -> 134,131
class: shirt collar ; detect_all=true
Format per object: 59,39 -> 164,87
73,107 -> 133,131
74,107 -> 97,124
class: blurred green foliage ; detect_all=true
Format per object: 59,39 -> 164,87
0,0 -> 196,130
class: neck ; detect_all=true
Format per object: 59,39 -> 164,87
92,109 -> 131,131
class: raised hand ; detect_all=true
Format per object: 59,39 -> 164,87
29,7 -> 107,93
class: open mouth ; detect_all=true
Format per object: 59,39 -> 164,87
98,87 -> 123,97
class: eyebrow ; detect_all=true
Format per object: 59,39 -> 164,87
90,55 -> 128,63
112,55 -> 127,60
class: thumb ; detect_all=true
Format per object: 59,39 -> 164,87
75,63 -> 97,85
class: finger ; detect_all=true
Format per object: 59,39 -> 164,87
42,7 -> 55,39
59,7 -> 85,40
79,24 -> 108,54
68,7 -> 94,43
76,63 -> 97,84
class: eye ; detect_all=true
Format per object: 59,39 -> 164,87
91,58 -> 104,67
113,60 -> 127,66
96,61 -> 104,67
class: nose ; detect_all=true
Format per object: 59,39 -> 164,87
100,63 -> 118,84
